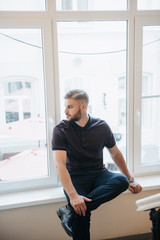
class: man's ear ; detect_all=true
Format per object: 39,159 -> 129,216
81,102 -> 87,110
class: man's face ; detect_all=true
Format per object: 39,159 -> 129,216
65,98 -> 82,121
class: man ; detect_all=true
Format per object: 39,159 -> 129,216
52,89 -> 142,240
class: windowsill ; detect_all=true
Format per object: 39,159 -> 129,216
0,175 -> 160,211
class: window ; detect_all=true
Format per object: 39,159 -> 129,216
0,19 -> 56,193
0,28 -> 48,181
0,0 -> 46,11
0,0 -> 160,193
56,0 -> 127,11
142,26 -> 160,166
57,21 -> 127,170
134,17 -> 160,173
137,0 -> 160,10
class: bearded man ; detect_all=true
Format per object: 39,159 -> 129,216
52,89 -> 142,240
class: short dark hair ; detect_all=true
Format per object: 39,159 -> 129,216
64,89 -> 89,105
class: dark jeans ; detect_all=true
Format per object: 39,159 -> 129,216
64,169 -> 129,240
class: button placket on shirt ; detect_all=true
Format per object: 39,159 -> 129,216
81,130 -> 86,146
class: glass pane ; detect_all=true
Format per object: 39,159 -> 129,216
57,21 -> 127,171
141,26 -> 160,165
138,0 -> 160,10
56,0 -> 127,11
0,29 -> 48,180
0,0 -> 46,11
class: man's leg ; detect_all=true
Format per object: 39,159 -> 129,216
63,172 -> 93,240
72,211 -> 91,240
58,170 -> 129,239
86,170 -> 129,211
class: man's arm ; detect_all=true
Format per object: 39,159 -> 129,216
53,150 -> 91,216
108,145 -> 142,194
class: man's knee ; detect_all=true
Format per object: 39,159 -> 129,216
117,175 -> 129,191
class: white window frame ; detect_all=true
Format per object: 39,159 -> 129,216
134,16 -> 160,174
0,0 -> 160,194
0,17 -> 57,193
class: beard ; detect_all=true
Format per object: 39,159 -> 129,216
66,108 -> 82,122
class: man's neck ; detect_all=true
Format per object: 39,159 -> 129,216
75,114 -> 89,127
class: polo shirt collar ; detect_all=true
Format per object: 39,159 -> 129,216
71,115 -> 92,130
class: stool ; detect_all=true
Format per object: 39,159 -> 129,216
136,193 -> 160,240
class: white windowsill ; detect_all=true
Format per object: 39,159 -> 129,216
0,175 -> 160,211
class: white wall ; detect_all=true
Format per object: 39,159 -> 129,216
0,189 -> 159,240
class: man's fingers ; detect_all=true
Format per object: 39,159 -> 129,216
135,184 -> 142,193
71,195 -> 92,216
129,186 -> 134,193
129,183 -> 142,194
75,206 -> 81,215
84,197 -> 92,202
74,205 -> 81,215
74,202 -> 87,216
81,206 -> 86,216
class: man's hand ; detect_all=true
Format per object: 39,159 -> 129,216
70,194 -> 92,216
129,181 -> 142,194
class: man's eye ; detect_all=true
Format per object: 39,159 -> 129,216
68,106 -> 73,109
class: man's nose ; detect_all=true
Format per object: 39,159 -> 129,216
65,107 -> 68,114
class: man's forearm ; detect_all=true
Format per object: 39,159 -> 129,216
113,154 -> 131,180
109,145 -> 131,180
53,151 -> 78,199
57,164 -> 78,199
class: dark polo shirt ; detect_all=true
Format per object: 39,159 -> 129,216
52,116 -> 115,172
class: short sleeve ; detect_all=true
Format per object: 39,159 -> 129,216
52,126 -> 67,151
104,124 -> 116,148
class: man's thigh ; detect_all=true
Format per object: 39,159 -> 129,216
92,170 -> 128,189
70,171 -> 94,196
